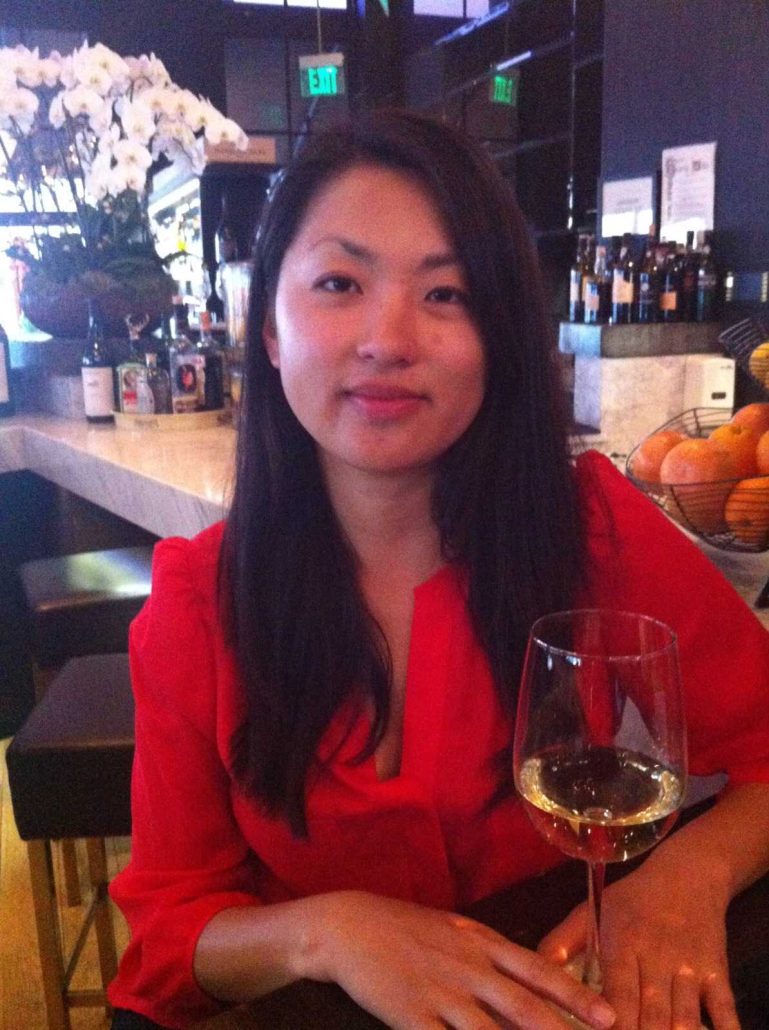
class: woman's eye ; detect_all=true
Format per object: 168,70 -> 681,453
314,275 -> 359,294
426,286 -> 469,305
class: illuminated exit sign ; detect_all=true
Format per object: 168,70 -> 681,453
489,70 -> 519,106
299,53 -> 346,98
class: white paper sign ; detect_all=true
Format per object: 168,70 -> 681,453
601,177 -> 654,237
660,141 -> 716,243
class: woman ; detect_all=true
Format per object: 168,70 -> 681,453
109,110 -> 769,1030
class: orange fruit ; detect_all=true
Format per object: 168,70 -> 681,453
630,430 -> 685,483
659,439 -> 737,535
757,430 -> 769,475
709,423 -> 760,478
725,477 -> 769,546
731,403 -> 769,438
748,341 -> 769,387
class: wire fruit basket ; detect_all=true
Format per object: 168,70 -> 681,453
718,317 -> 769,391
626,408 -> 769,555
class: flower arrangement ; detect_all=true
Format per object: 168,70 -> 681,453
0,41 -> 248,335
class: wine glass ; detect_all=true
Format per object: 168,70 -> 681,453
513,609 -> 687,996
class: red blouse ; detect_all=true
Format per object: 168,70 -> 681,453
108,452 -> 769,1028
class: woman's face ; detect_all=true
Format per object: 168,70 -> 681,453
263,164 -> 486,479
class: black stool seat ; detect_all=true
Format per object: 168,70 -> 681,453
7,653 -> 135,841
20,546 -> 153,666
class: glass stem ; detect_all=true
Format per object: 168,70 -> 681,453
584,861 -> 605,991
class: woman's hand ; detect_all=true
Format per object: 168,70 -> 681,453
299,890 -> 616,1030
538,858 -> 739,1030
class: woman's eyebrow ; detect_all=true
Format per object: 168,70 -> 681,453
310,235 -> 461,271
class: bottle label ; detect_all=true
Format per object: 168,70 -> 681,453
118,362 -> 153,414
170,351 -> 206,414
0,345 -> 9,405
569,274 -> 581,303
612,272 -> 634,304
581,277 -> 595,303
585,283 -> 600,312
660,291 -> 678,311
82,367 -> 114,417
699,273 -> 717,290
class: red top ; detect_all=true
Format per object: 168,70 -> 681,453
108,452 -> 769,1028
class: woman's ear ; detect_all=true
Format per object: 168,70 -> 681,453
263,308 -> 280,369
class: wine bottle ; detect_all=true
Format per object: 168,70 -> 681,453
695,231 -> 718,322
81,300 -> 114,424
659,243 -> 680,322
0,323 -> 14,418
584,244 -> 607,324
637,226 -> 659,324
611,233 -> 635,324
581,235 -> 597,320
680,231 -> 698,321
569,235 -> 586,323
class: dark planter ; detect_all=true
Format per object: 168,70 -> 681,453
22,282 -> 168,338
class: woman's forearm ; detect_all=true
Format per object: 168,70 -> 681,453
193,896 -> 324,1004
645,782 -> 769,902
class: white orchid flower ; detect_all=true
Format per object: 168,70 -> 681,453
86,167 -> 110,201
108,162 -> 130,196
48,92 -> 66,128
168,89 -> 203,130
141,86 -> 176,118
0,87 -> 39,133
63,84 -> 104,120
39,57 -> 61,88
146,53 -> 171,86
121,163 -> 147,194
58,54 -> 76,89
17,48 -> 44,89
0,63 -> 17,92
78,62 -> 113,96
122,100 -> 155,144
90,98 -> 114,136
114,137 -> 153,170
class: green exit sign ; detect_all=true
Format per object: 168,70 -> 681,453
299,53 -> 346,98
489,72 -> 518,106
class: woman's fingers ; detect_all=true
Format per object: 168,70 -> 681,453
537,903 -> 588,965
702,971 -> 741,1030
484,941 -> 615,1029
601,951 -> 640,1030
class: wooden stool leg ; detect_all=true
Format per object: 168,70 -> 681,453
60,840 -> 82,907
27,839 -> 71,1030
85,838 -> 118,993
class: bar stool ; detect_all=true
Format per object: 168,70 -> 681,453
6,653 -> 135,1030
18,545 -> 151,905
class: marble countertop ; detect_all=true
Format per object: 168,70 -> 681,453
0,414 -> 235,539
1,414 -> 767,628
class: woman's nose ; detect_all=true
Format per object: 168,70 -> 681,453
356,290 -> 417,365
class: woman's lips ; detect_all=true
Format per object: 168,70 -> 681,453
345,384 -> 426,420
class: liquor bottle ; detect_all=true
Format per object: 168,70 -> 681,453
695,231 -> 718,322
168,299 -> 206,414
196,311 -> 225,410
659,243 -> 680,322
611,233 -> 635,324
144,352 -> 172,414
636,226 -> 659,324
584,244 -> 607,324
680,231 -> 698,321
81,300 -> 114,423
569,235 -> 586,323
215,189 -> 239,267
0,323 -> 14,418
203,263 -> 225,323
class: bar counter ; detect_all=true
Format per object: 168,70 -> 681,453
0,414 -> 234,539
1,413 -> 768,627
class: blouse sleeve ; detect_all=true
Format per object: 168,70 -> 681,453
577,451 -> 769,787
108,535 -> 261,1030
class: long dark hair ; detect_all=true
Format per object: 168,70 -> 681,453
220,109 -> 584,836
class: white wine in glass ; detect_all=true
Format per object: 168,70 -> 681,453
513,609 -> 687,992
